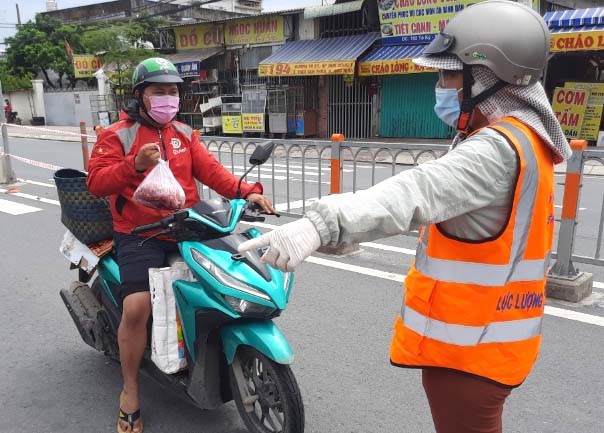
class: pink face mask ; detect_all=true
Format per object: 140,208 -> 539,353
145,95 -> 180,125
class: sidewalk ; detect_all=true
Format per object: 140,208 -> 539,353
5,123 -> 603,175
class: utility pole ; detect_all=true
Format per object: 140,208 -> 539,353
16,3 -> 22,26
0,78 -> 16,184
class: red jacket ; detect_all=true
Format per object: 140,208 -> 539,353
87,117 -> 262,235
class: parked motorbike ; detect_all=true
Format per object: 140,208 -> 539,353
60,142 -> 304,433
5,110 -> 20,124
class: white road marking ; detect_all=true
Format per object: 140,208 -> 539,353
275,200 -> 316,212
0,187 -> 61,206
555,205 -> 586,211
361,242 -> 417,256
543,306 -> 604,327
0,198 -> 42,215
17,178 -> 55,188
232,172 -> 288,181
232,165 -> 352,175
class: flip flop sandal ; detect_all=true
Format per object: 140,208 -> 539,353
117,391 -> 143,433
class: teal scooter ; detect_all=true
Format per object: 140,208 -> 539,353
60,142 -> 304,433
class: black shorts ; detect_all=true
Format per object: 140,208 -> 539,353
114,232 -> 180,300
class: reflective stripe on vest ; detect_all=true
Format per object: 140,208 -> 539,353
115,122 -> 141,156
114,122 -> 192,156
172,122 -> 192,137
414,121 -> 546,287
401,300 -> 543,346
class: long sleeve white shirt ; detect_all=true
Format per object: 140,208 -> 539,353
305,128 -> 519,245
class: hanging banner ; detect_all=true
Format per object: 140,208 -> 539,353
359,58 -> 434,76
377,0 -> 486,45
225,16 -> 284,46
550,30 -> 604,52
552,88 -> 589,139
259,61 -> 355,77
242,113 -> 265,132
174,23 -> 224,50
222,115 -> 243,134
564,82 -> 604,141
73,55 -> 103,78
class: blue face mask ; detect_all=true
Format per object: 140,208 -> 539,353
434,87 -> 461,127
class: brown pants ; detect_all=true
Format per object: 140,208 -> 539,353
422,368 -> 513,433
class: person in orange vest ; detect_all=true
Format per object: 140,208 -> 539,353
238,1 -> 571,432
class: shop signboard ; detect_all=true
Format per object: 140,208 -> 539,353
359,58 -> 434,76
222,115 -> 243,134
242,113 -> 265,132
564,82 -> 604,141
175,61 -> 200,77
73,55 -> 103,78
551,29 -> 604,52
259,61 -> 356,77
552,88 -> 589,139
225,16 -> 284,46
174,23 -> 224,50
376,0 -> 486,45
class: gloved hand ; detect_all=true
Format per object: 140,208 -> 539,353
237,218 -> 322,271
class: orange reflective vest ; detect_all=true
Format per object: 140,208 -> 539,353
390,117 -> 555,387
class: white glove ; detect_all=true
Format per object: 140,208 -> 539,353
237,218 -> 322,271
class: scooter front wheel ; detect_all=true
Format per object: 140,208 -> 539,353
230,346 -> 304,433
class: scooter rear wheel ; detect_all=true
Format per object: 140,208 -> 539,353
230,346 -> 304,433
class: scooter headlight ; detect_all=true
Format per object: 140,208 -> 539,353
223,295 -> 276,317
191,249 -> 270,301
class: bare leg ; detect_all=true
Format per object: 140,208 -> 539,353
117,292 -> 151,432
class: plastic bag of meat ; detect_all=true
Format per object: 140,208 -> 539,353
133,160 -> 186,210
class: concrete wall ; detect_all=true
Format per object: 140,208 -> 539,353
43,91 -> 96,127
5,90 -> 35,125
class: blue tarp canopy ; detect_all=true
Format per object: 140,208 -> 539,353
545,7 -> 604,29
258,33 -> 379,76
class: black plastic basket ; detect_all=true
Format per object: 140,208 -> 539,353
54,169 -> 113,244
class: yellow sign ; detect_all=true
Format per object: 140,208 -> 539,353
564,82 -> 604,141
552,88 -> 589,139
225,16 -> 284,46
174,23 -> 224,50
259,61 -> 355,77
551,30 -> 604,52
222,115 -> 243,134
242,113 -> 265,132
73,55 -> 103,78
377,0 -> 485,44
359,59 -> 435,76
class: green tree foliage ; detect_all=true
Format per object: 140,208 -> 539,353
4,14 -> 165,90
0,59 -> 32,92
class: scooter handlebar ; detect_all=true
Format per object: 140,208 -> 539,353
130,210 -> 189,235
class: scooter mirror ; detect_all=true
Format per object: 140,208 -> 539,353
249,141 -> 275,166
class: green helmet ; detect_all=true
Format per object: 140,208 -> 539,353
132,57 -> 183,91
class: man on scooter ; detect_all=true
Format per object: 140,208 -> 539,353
87,57 -> 275,433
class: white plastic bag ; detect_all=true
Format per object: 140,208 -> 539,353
149,262 -> 192,374
133,160 -> 186,210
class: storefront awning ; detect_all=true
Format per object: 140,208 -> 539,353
546,8 -> 604,53
545,7 -> 604,28
164,48 -> 223,77
258,33 -> 379,77
358,44 -> 435,76
304,0 -> 364,19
